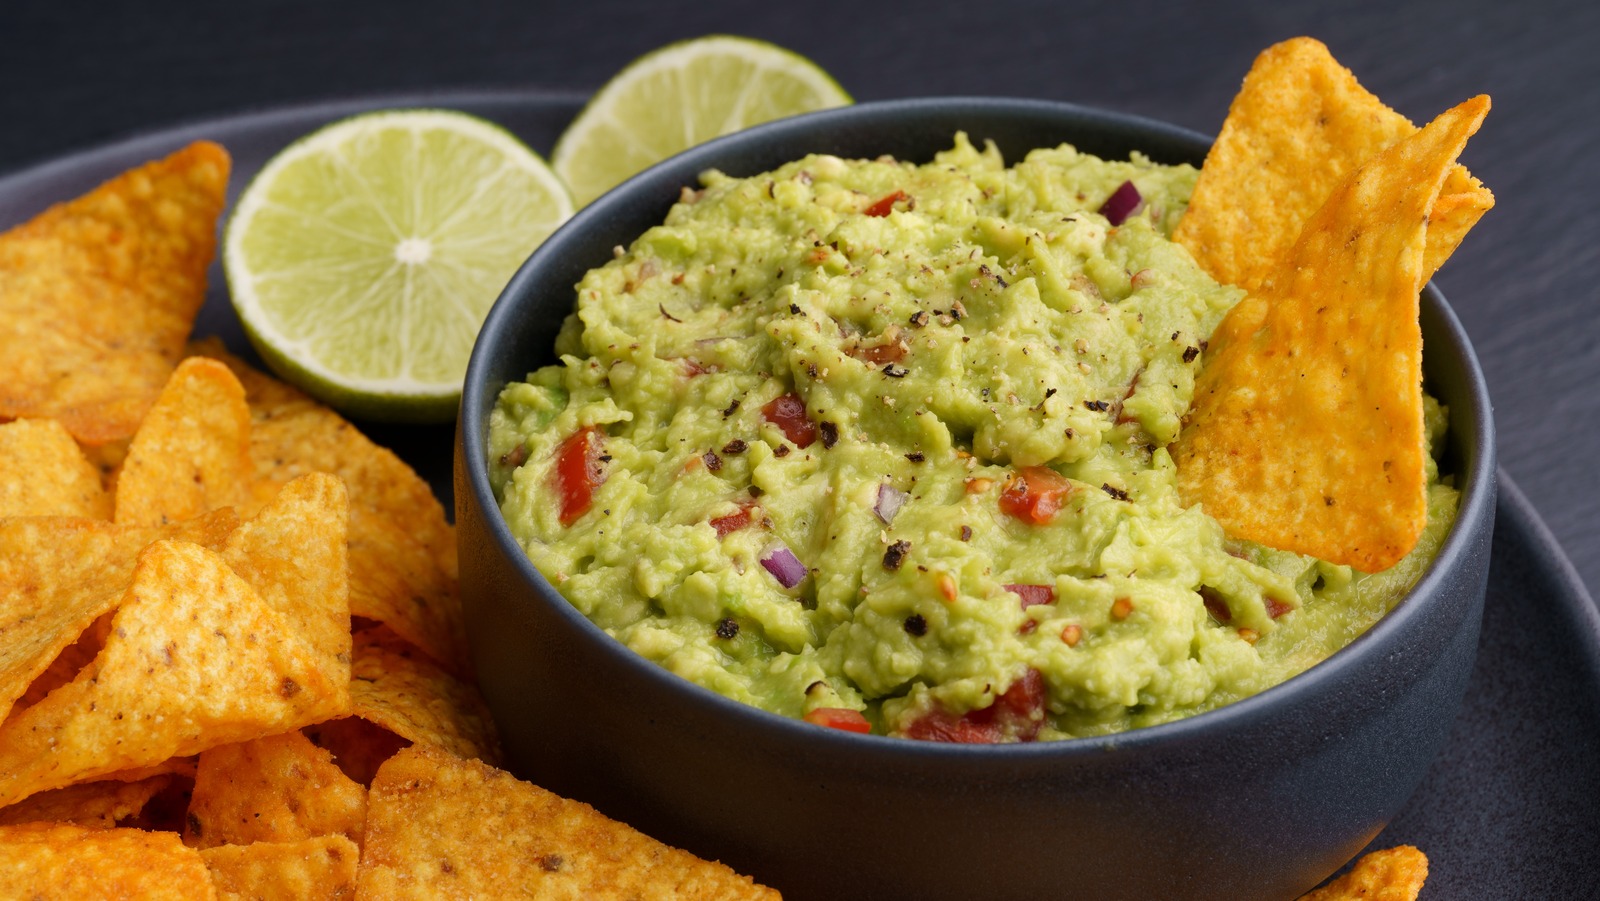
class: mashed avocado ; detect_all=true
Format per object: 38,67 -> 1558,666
488,135 -> 1457,742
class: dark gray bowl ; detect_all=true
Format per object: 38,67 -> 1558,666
455,98 -> 1496,901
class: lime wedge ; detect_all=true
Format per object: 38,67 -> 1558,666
553,35 -> 852,207
224,108 -> 573,423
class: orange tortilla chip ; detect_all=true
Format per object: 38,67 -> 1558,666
1174,97 -> 1489,572
345,627 -> 501,766
201,835 -> 359,901
357,744 -> 780,901
304,716 -> 413,787
1174,37 -> 1493,293
115,357 -> 251,527
0,142 -> 230,445
189,338 -> 457,579
220,471 -> 352,680
0,822 -> 217,900
0,774 -> 173,829
0,419 -> 110,518
1297,846 -> 1429,901
185,729 -> 366,848
348,504 -> 470,673
0,514 -> 350,806
0,508 -> 239,725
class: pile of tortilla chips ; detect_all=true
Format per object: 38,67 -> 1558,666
0,145 -> 777,899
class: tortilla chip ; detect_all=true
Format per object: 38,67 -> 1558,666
357,744 -> 780,900
103,758 -> 199,784
0,822 -> 217,900
1174,37 -> 1493,293
0,775 -> 172,829
1297,846 -> 1429,901
1174,97 -> 1489,571
0,509 -> 239,724
201,835 -> 359,901
345,627 -> 501,766
0,535 -> 347,807
348,504 -> 470,673
304,716 -> 413,787
0,419 -> 110,518
115,357 -> 252,527
10,613 -> 109,715
185,729 -> 366,848
188,338 -> 457,579
221,471 -> 352,679
0,142 -> 230,445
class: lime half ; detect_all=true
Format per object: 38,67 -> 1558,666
553,35 -> 851,207
224,108 -> 573,423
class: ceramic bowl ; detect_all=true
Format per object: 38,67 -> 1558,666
455,98 -> 1496,901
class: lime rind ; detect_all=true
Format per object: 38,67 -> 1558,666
224,108 -> 573,422
552,35 -> 852,207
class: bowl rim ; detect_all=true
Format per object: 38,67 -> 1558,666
459,95 -> 1497,759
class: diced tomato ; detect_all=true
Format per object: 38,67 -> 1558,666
554,426 -> 606,527
992,668 -> 1047,725
847,341 -> 907,365
709,503 -> 754,538
998,467 -> 1072,525
1005,583 -> 1056,610
803,707 -> 872,734
1264,596 -> 1294,619
863,190 -> 908,217
901,668 -> 1047,744
762,392 -> 817,448
901,710 -> 1002,743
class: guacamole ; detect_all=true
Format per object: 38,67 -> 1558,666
488,135 -> 1457,742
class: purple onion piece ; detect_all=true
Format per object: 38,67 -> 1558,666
1098,180 -> 1144,226
760,544 -> 807,589
874,483 -> 908,525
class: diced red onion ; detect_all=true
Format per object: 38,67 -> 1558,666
1098,180 -> 1143,226
874,483 -> 908,524
760,543 -> 807,589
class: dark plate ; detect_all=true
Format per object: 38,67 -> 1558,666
2,91 -> 1594,899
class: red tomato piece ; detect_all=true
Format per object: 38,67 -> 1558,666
863,190 -> 908,217
803,707 -> 872,734
998,467 -> 1072,525
762,392 -> 817,448
901,710 -> 1001,744
847,341 -> 907,365
709,504 -> 753,538
1005,583 -> 1056,610
554,426 -> 606,527
902,668 -> 1047,744
992,668 -> 1047,727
